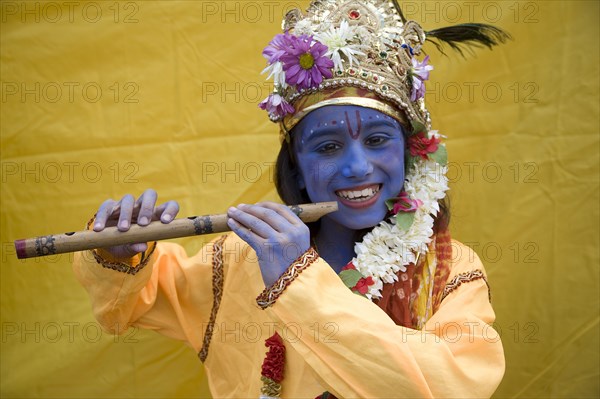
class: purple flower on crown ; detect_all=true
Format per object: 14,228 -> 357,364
262,33 -> 296,89
259,93 -> 295,118
410,55 -> 433,101
262,33 -> 295,64
279,35 -> 334,90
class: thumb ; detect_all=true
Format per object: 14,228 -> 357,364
105,243 -> 148,259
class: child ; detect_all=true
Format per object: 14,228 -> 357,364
74,0 -> 509,397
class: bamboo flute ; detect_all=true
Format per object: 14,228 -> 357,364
14,202 -> 338,259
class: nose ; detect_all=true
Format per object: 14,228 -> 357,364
340,144 -> 374,179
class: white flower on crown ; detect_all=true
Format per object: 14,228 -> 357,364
261,61 -> 287,89
294,19 -> 315,35
314,20 -> 367,72
355,25 -> 373,46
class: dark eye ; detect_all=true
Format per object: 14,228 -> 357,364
316,142 -> 341,154
365,135 -> 388,146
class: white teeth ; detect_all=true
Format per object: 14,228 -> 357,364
336,185 -> 380,201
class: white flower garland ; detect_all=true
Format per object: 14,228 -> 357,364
352,156 -> 449,300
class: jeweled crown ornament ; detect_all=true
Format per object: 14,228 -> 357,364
259,0 -> 509,142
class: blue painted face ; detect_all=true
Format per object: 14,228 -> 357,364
293,105 -> 406,230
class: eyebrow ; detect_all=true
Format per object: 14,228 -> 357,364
304,118 -> 402,140
364,118 -> 403,131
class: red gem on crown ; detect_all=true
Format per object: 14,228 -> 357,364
349,10 -> 361,20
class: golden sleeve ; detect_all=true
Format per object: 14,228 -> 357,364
72,239 -> 221,352
265,241 -> 505,398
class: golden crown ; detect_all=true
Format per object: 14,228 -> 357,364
258,0 -> 510,142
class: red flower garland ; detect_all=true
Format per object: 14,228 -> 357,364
341,262 -> 375,295
408,131 -> 440,160
260,332 -> 286,397
261,332 -> 286,383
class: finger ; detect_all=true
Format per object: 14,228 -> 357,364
226,217 -> 263,248
254,202 -> 304,228
94,199 -> 118,231
227,205 -> 273,238
108,242 -> 148,258
154,200 -> 180,223
117,194 -> 136,231
136,189 -> 158,226
128,243 -> 148,254
239,203 -> 292,233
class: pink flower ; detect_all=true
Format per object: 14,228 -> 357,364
279,35 -> 334,90
410,55 -> 433,101
408,131 -> 440,160
392,192 -> 423,213
411,78 -> 426,102
412,55 -> 433,80
259,93 -> 295,118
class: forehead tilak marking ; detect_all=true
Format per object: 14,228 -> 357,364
344,110 -> 362,140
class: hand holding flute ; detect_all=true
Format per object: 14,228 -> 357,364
93,189 -> 315,286
19,189 -> 337,287
92,189 -> 181,259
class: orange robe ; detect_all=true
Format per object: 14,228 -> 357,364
73,233 -> 504,398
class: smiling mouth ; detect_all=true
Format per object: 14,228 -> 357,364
335,184 -> 381,202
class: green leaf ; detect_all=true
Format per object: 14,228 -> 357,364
385,198 -> 398,211
429,145 -> 448,166
410,120 -> 427,135
339,269 -> 363,288
395,211 -> 415,230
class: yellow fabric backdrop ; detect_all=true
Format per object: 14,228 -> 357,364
1,1 -> 598,398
